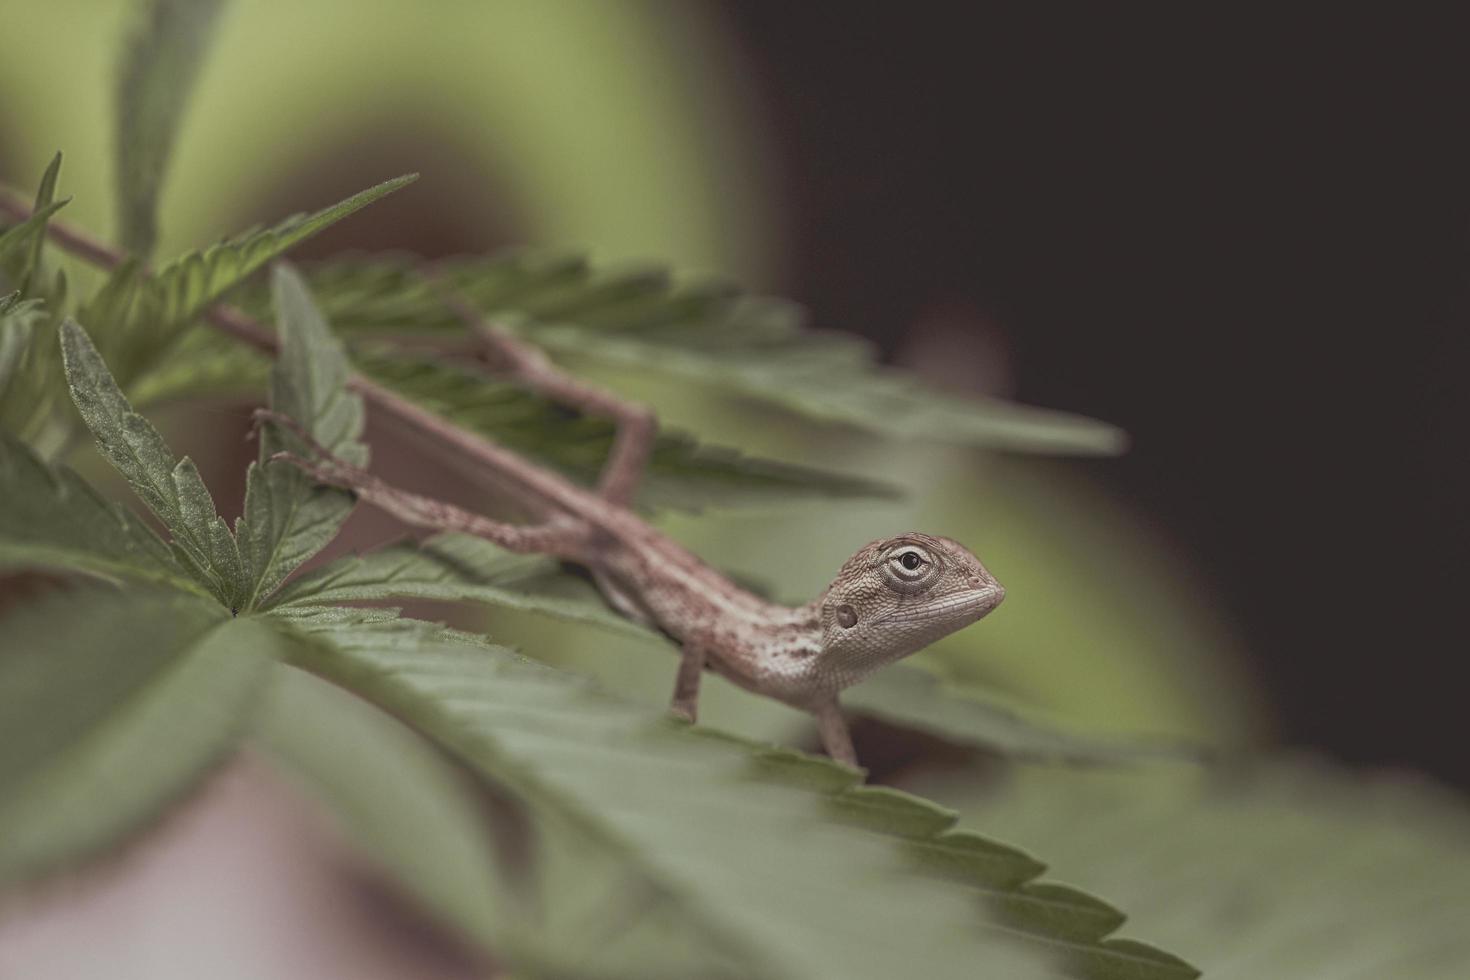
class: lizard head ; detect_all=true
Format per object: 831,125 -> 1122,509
817,532 -> 1004,686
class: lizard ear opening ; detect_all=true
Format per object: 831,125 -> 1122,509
835,604 -> 858,629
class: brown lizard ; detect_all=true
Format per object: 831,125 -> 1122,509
264,293 -> 1005,768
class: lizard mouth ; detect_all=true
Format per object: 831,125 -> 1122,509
872,586 -> 1005,626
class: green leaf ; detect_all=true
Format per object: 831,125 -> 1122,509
0,200 -> 70,273
263,264 -> 366,464
0,587 -> 280,885
0,152 -> 64,295
60,319 -> 243,607
0,208 -> 68,288
273,253 -> 1125,455
266,532 -> 649,637
129,323 -> 269,406
0,200 -> 69,312
113,0 -> 229,259
0,284 -> 68,446
82,174 -> 416,388
845,664 -> 1205,766
0,431 -> 202,595
0,157 -> 72,444
252,663 -> 506,960
236,264 -> 365,610
355,348 -> 898,512
0,294 -> 46,405
968,762 -> 1470,979
150,174 -> 415,325
278,610 -> 1196,980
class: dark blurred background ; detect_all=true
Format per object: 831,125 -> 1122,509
720,5 -> 1470,786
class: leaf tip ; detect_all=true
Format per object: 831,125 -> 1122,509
57,316 -> 89,353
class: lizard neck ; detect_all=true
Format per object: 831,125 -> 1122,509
591,525 -> 828,704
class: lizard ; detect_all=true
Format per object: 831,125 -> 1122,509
264,293 -> 1006,768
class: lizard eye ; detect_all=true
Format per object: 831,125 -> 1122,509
883,545 -> 937,592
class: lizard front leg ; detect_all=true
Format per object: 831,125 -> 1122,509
669,641 -> 707,722
813,700 -> 858,768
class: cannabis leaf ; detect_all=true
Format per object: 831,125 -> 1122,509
280,611 -> 1196,980
0,294 -> 48,434
0,586 -> 281,884
235,264 -> 366,611
114,0 -> 229,259
0,152 -> 65,295
846,664 -> 1204,766
269,253 -> 1127,455
128,324 -> 268,407
60,319 -> 245,607
252,664 -> 508,959
0,289 -> 68,448
969,762 -> 1470,979
266,532 -> 647,637
0,155 -> 69,442
355,348 -> 898,512
0,432 -> 200,595
80,174 -> 416,388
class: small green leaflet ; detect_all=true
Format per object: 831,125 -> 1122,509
0,587 -> 280,885
0,155 -> 71,444
60,319 -> 244,607
0,206 -> 68,284
0,152 -> 65,294
0,294 -> 47,417
80,174 -> 416,389
0,431 -> 200,595
236,264 -> 366,611
113,0 -> 229,259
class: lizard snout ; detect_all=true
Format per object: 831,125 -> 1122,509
973,582 -> 1005,617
